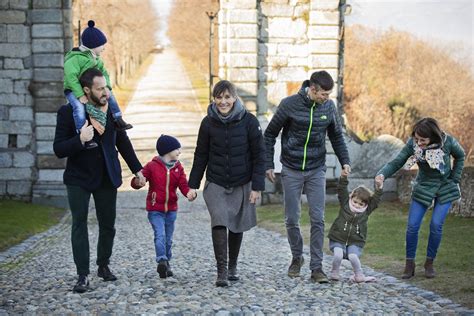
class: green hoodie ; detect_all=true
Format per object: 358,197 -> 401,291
63,49 -> 112,98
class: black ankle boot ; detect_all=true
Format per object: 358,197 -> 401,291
114,117 -> 133,131
212,226 -> 228,287
157,260 -> 168,279
228,231 -> 243,281
97,265 -> 117,281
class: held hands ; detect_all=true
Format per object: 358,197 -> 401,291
341,164 -> 351,178
187,189 -> 197,201
79,95 -> 88,104
249,190 -> 261,204
266,169 -> 275,183
79,121 -> 94,144
374,174 -> 384,190
134,170 -> 146,187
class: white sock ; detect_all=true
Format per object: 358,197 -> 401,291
332,247 -> 343,273
348,253 -> 362,274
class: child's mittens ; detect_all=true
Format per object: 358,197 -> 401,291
130,177 -> 143,190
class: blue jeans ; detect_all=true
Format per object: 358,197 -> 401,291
147,211 -> 177,262
65,91 -> 123,132
406,199 -> 451,260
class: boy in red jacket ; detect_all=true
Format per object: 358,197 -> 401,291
132,134 -> 197,278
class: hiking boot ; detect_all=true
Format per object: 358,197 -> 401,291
166,261 -> 173,277
311,269 -> 329,283
97,265 -> 117,281
114,117 -> 133,131
157,260 -> 168,279
288,256 -> 304,277
73,275 -> 89,293
424,258 -> 435,278
402,259 -> 415,279
85,140 -> 98,149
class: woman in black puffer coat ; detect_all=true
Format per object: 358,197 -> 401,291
188,80 -> 265,287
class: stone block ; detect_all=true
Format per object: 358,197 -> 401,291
0,69 -> 32,79
9,107 -> 33,121
227,9 -> 257,23
267,67 -> 307,82
258,43 -> 278,57
308,25 -> 339,40
7,24 -> 30,42
0,79 -> 14,93
0,10 -> 26,23
36,126 -> 55,140
228,68 -> 257,82
63,0 -> 72,9
0,167 -> 32,180
0,25 -> 6,41
34,68 -> 64,82
227,54 -> 258,68
221,0 -> 256,9
33,0 -> 62,8
33,53 -> 64,67
35,97 -> 66,112
0,152 -> 13,168
32,24 -> 63,38
35,112 -> 57,126
288,57 -> 309,67
228,24 -> 257,38
311,0 -> 340,10
310,10 -> 339,25
0,106 -> 7,120
38,169 -> 63,181
32,38 -> 64,53
0,93 -> 25,106
37,154 -> 66,169
277,43 -> 309,57
9,0 -> 29,9
4,58 -> 24,69
0,181 -> 5,195
23,56 -> 32,68
310,54 -> 339,68
261,3 -> 296,17
0,0 -> 8,9
7,180 -> 32,195
228,39 -> 258,53
37,140 -> 54,154
0,43 -> 31,58
236,82 -> 258,96
17,134 -> 32,148
25,94 -> 34,106
0,120 -> 32,134
29,9 -> 63,23
266,18 -> 307,39
13,80 -> 29,94
0,135 -> 8,148
13,151 -> 35,167
29,81 -> 63,97
310,39 -> 339,54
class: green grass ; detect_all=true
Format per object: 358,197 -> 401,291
257,201 -> 474,308
0,199 -> 66,251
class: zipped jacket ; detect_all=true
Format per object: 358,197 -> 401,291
264,80 -> 350,171
142,157 -> 191,212
328,177 -> 383,248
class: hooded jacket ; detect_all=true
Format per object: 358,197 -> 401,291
188,100 -> 266,191
142,157 -> 191,212
63,48 -> 112,98
264,80 -> 350,171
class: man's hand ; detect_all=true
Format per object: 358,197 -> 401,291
79,95 -> 88,104
249,190 -> 261,204
375,174 -> 384,190
266,169 -> 275,183
187,189 -> 197,201
135,170 -> 146,187
342,164 -> 351,176
79,121 -> 94,144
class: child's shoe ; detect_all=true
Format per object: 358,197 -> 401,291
329,269 -> 340,281
157,260 -> 168,279
350,272 -> 376,283
114,117 -> 133,131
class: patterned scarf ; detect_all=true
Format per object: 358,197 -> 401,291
404,141 -> 445,174
85,103 -> 107,131
349,197 -> 368,213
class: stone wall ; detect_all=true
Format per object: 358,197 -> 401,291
0,0 -> 72,207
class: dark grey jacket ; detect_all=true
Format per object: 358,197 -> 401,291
264,80 -> 350,171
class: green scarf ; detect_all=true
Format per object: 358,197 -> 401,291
85,103 -> 107,128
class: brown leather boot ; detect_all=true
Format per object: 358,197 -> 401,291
424,258 -> 435,278
402,259 -> 415,279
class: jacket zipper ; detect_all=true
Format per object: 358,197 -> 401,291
345,214 -> 356,246
164,169 -> 170,212
302,101 -> 316,171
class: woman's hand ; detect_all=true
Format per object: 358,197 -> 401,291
249,190 -> 261,204
187,189 -> 197,201
375,174 -> 384,189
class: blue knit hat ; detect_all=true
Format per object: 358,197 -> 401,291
81,20 -> 107,49
156,134 -> 181,156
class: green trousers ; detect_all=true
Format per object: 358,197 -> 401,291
66,177 -> 117,276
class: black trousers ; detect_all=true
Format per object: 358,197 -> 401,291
66,176 -> 117,276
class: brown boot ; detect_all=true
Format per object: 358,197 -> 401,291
212,226 -> 228,287
424,258 -> 435,278
402,259 -> 415,279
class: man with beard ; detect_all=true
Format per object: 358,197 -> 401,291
54,68 -> 146,293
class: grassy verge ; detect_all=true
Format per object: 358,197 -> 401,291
257,201 -> 474,308
0,200 -> 66,251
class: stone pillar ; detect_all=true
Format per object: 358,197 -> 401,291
0,0 -> 34,201
218,0 -> 259,113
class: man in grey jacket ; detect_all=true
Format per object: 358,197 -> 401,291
264,71 -> 351,283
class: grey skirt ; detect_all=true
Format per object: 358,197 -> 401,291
202,181 -> 256,233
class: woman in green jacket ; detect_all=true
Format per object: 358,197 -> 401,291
375,117 -> 465,279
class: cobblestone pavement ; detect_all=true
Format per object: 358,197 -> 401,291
1,49 -> 473,314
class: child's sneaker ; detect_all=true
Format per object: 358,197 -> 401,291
329,270 -> 340,281
114,117 -> 133,131
157,260 -> 168,279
